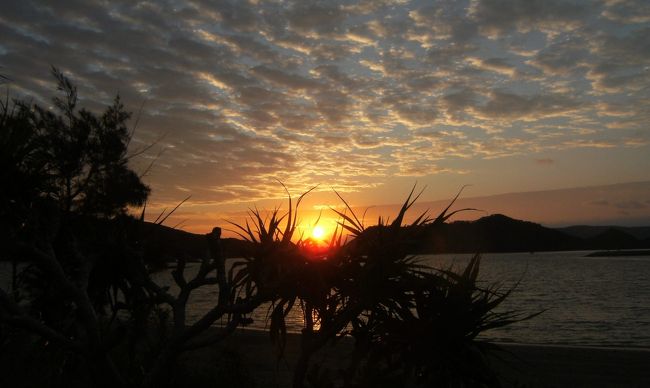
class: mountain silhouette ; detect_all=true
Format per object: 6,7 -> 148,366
146,215 -> 650,259
414,214 -> 581,254
585,228 -> 643,251
139,215 -> 649,260
8,215 -> 642,265
558,225 -> 650,240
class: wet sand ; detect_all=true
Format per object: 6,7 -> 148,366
179,329 -> 650,388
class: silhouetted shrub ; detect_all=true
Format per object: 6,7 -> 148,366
232,186 -> 535,388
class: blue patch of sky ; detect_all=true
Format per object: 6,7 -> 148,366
371,144 -> 399,160
85,63 -> 105,73
236,55 -> 260,69
388,123 -> 414,138
599,18 -> 642,37
614,65 -> 648,79
340,59 -> 377,82
90,47 -> 130,65
473,37 -> 510,58
13,26 -> 50,45
506,30 -> 548,54
501,77 -> 549,96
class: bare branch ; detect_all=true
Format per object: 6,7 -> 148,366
126,132 -> 167,161
138,147 -> 166,179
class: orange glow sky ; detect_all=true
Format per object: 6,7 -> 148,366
2,1 -> 649,235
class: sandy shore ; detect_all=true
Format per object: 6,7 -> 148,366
490,343 -> 650,388
178,329 -> 650,388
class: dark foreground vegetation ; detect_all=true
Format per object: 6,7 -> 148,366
0,70 -> 537,387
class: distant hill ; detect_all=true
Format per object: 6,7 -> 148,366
583,228 -> 645,251
415,214 -> 582,253
356,214 -> 649,254
10,216 -> 647,266
557,225 -> 650,240
137,222 -> 253,267
137,216 -> 650,260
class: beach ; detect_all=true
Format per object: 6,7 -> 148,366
176,329 -> 650,388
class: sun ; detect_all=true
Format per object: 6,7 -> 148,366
311,225 -> 326,240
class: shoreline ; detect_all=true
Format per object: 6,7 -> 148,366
179,328 -> 650,388
237,326 -> 650,351
586,249 -> 650,257
3,247 -> 650,264
494,340 -> 650,352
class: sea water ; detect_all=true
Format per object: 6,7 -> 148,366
422,251 -> 650,347
2,251 -> 649,347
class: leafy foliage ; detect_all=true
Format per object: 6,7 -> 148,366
1,69 -> 265,388
1,67 -> 150,256
35,68 -> 149,216
231,184 -> 536,388
345,255 -> 539,388
1,67 -> 151,320
0,69 -> 156,387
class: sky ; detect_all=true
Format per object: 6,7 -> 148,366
2,0 -> 649,235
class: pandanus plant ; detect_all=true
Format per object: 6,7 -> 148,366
230,184 -> 536,388
226,185 -> 340,356
343,254 -> 540,388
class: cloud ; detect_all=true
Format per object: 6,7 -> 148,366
601,0 -> 650,24
467,57 -> 518,76
587,199 -> 610,207
469,0 -> 589,36
0,0 -> 648,215
615,200 -> 647,210
473,90 -> 580,120
528,38 -> 590,75
586,198 -> 647,210
285,2 -> 347,35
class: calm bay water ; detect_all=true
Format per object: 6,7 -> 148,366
424,251 -> 650,348
2,251 -> 649,347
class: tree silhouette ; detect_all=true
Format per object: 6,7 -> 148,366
0,68 -> 152,387
0,69 -> 263,388
35,67 -> 149,216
